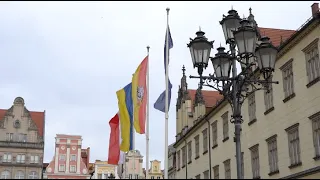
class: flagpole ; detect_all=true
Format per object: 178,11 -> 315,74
146,45 -> 150,179
164,7 -> 170,180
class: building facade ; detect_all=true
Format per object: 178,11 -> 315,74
93,160 -> 119,179
173,3 -> 320,179
44,134 -> 91,179
118,150 -> 144,179
0,97 -> 45,179
147,160 -> 163,179
168,143 -> 176,179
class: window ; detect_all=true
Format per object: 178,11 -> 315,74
224,159 -> 231,179
264,82 -> 274,111
59,164 -> 65,172
6,133 -> 13,141
16,154 -> 25,163
182,146 -> 186,167
70,165 -> 76,173
248,92 -> 256,122
187,141 -> 192,163
222,112 -> 229,140
30,155 -> 39,164
151,176 -> 154,179
311,112 -> 320,158
59,154 -> 66,161
202,128 -> 208,153
177,150 -> 180,169
128,174 -> 132,179
157,177 -> 160,179
70,154 -> 76,161
194,135 -> 199,158
250,144 -> 260,179
286,124 -> 301,167
203,170 -> 209,179
29,171 -> 38,179
266,135 -> 279,174
15,171 -> 24,179
280,59 -> 294,99
2,153 -> 12,162
303,38 -> 320,84
1,171 -> 10,179
213,165 -> 219,179
135,174 -> 139,179
98,174 -> 102,179
195,174 -> 200,179
211,121 -> 218,147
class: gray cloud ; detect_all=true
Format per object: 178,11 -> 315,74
0,1 -> 313,169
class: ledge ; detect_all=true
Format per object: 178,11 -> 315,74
195,156 -> 199,160
268,170 -> 280,176
177,168 -> 180,172
222,137 -> 229,143
181,165 -> 185,169
203,150 -> 208,155
306,77 -> 320,88
248,118 -> 257,126
212,144 -> 218,150
283,93 -> 296,103
288,162 -> 302,169
188,161 -> 192,165
264,107 -> 275,115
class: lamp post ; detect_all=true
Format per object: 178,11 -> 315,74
188,8 -> 278,179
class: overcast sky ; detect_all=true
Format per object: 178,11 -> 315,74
0,1 -> 316,169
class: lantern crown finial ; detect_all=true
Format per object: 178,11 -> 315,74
182,65 -> 186,76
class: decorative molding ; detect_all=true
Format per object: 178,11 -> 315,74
279,58 -> 294,71
302,38 -> 319,53
285,123 -> 299,132
266,134 -> 277,142
309,111 -> 320,120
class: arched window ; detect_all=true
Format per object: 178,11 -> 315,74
1,171 -> 10,179
15,171 -> 24,179
29,171 -> 38,179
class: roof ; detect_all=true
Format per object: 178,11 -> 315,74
188,89 -> 223,109
56,134 -> 82,139
0,109 -> 45,137
258,27 -> 296,47
43,163 -> 49,168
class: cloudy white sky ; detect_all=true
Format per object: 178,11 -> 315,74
0,1 -> 316,168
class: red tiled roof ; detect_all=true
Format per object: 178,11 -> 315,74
0,109 -> 45,137
188,90 -> 223,109
258,27 -> 296,47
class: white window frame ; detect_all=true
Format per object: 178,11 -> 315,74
194,135 -> 200,158
70,165 -> 76,173
202,128 -> 208,153
188,141 -> 192,163
303,38 -> 320,84
211,121 -> 218,147
70,154 -> 76,161
222,112 -> 229,140
59,164 -> 65,172
1,170 -> 10,179
280,59 -> 294,98
286,124 -> 301,166
224,159 -> 231,179
3,153 -> 12,163
250,144 -> 260,179
15,171 -> 24,179
29,171 -> 38,179
266,135 -> 279,174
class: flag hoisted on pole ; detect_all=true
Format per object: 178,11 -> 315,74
164,7 -> 171,180
146,46 -> 150,179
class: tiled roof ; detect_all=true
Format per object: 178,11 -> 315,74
0,109 -> 45,137
258,27 -> 296,47
188,89 -> 223,109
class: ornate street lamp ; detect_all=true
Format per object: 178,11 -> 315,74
188,8 -> 279,179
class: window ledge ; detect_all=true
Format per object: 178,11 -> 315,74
283,93 -> 296,103
188,161 -> 192,164
248,118 -> 257,126
203,150 -> 208,155
222,137 -> 229,143
253,176 -> 261,179
195,156 -> 199,160
288,162 -> 302,169
313,155 -> 320,161
181,165 -> 185,169
177,168 -> 180,172
264,107 -> 275,115
212,144 -> 218,150
307,77 -> 320,88
268,170 -> 279,176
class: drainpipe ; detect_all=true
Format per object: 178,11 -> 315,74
206,119 -> 212,179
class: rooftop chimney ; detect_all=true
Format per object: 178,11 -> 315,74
311,3 -> 319,17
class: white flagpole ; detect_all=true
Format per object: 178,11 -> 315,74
164,8 -> 170,180
146,46 -> 150,179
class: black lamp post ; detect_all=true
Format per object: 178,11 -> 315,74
188,8 -> 278,179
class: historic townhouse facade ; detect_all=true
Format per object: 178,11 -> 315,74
0,97 -> 45,179
173,3 -> 320,179
44,134 -> 91,179
93,160 -> 119,179
147,160 -> 163,179
168,143 -> 176,179
117,150 -> 144,179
